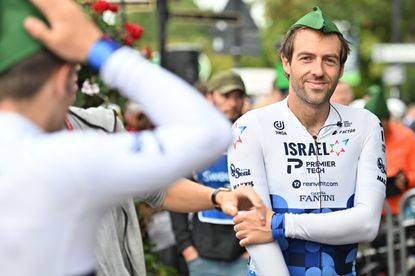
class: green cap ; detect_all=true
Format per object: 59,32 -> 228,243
207,71 -> 246,95
291,6 -> 342,35
364,87 -> 390,119
0,0 -> 46,73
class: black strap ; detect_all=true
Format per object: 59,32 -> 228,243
111,109 -> 118,133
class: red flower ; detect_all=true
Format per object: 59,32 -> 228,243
92,0 -> 109,12
122,35 -> 134,46
124,22 -> 144,40
108,3 -> 118,12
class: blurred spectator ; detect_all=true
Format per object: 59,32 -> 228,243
404,103 -> 415,133
364,89 -> 415,215
193,80 -> 208,97
123,101 -> 154,132
252,79 -> 288,109
349,84 -> 379,109
170,70 -> 248,276
387,97 -> 407,122
331,81 -> 354,106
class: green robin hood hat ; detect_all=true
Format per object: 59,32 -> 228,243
207,71 -> 246,95
291,6 -> 342,35
364,88 -> 390,119
0,0 -> 46,73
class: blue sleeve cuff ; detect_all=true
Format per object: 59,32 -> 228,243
271,212 -> 285,240
87,37 -> 122,72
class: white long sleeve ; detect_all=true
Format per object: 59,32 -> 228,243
0,47 -> 232,276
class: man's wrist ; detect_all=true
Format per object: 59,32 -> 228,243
271,212 -> 285,239
87,36 -> 122,72
211,187 -> 231,209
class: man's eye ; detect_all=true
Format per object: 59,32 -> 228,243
325,58 -> 338,65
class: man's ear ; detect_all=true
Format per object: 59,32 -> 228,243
206,92 -> 215,103
51,63 -> 73,98
280,54 -> 290,79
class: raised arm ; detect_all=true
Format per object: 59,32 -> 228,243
25,0 -> 232,202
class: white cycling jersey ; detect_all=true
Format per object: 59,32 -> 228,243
0,48 -> 231,276
228,98 -> 386,276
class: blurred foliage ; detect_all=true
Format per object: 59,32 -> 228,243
143,239 -> 179,276
76,0 -> 415,110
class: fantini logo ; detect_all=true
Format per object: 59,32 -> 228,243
232,123 -> 247,149
329,139 -> 349,156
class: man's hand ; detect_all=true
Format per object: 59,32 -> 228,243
233,208 -> 274,247
24,0 -> 102,63
395,171 -> 407,190
182,245 -> 198,262
216,186 -> 266,225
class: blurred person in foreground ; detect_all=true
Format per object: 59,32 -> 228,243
0,0 -> 268,275
229,6 -> 386,276
66,105 -> 265,276
171,70 -> 248,276
330,81 -> 354,106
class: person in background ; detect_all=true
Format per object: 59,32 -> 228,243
404,103 -> 415,133
0,0 -> 250,275
171,70 -> 248,276
330,81 -> 354,106
252,79 -> 288,110
123,101 -> 154,132
364,89 -> 415,215
363,87 -> 415,274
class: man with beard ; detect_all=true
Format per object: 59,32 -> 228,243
229,7 -> 386,276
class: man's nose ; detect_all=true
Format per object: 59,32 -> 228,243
310,60 -> 324,76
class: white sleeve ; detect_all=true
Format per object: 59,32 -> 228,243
37,47 -> 231,205
228,113 -> 289,276
284,116 -> 386,244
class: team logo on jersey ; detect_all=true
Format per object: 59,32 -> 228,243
329,139 -> 349,156
287,158 -> 303,173
299,191 -> 335,202
273,121 -> 287,135
232,123 -> 247,149
230,164 -> 251,179
232,181 -> 254,189
343,121 -> 352,127
377,175 -> 387,185
377,157 -> 386,174
292,179 -> 301,189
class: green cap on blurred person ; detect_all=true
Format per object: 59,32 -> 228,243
207,71 -> 246,95
291,6 -> 342,36
0,0 -> 46,73
364,88 -> 390,120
